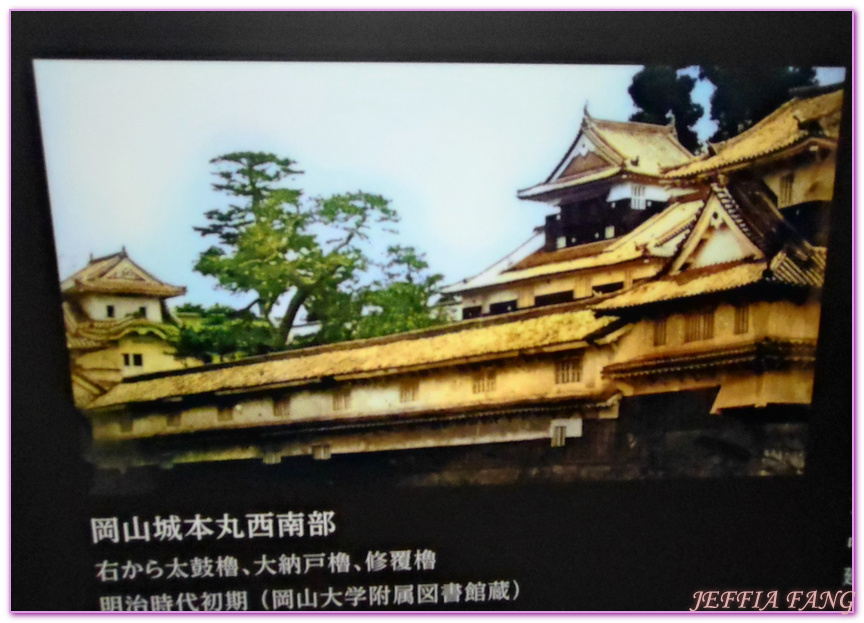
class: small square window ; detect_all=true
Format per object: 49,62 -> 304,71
274,397 -> 291,418
604,225 -> 615,239
555,357 -> 583,384
166,412 -> 182,427
400,380 -> 419,403
106,305 -> 115,318
119,415 -> 133,433
132,354 -> 143,366
217,407 -> 233,422
472,370 -> 496,394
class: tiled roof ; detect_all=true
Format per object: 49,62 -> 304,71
586,117 -> 694,177
517,112 -> 693,200
61,250 -> 186,299
592,262 -> 769,311
506,239 -> 614,272
664,89 -> 843,178
445,199 -> 703,294
593,251 -> 824,313
87,309 -> 619,409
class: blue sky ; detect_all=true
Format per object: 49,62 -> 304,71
34,61 -> 845,314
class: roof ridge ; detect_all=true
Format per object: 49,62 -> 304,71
708,96 -> 802,154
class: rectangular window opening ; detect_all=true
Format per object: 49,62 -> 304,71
122,353 -> 130,366
333,389 -> 351,411
551,425 -> 567,448
653,318 -> 667,347
734,304 -> 750,335
106,305 -> 115,318
166,412 -> 182,427
132,353 -> 143,367
462,306 -> 482,320
535,291 -> 575,308
780,173 -> 794,205
488,300 -> 518,315
555,357 -> 583,384
217,407 -> 233,422
472,370 -> 496,394
399,380 -> 419,403
274,397 -> 291,418
685,310 -> 715,342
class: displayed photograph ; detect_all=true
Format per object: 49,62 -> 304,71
37,61 -> 845,484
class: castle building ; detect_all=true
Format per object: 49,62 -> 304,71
77,86 -> 842,481
62,249 -> 190,407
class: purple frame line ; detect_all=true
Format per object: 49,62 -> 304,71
2,8 -> 859,12
852,7 -> 858,616
10,12 -> 856,614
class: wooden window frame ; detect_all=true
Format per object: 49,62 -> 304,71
551,425 -> 567,448
734,304 -> 750,335
333,389 -> 351,411
653,318 -> 667,346
399,380 -> 419,403
555,356 -> 583,384
472,369 -> 496,394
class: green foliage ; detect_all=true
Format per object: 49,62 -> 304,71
699,66 -> 817,142
627,65 -> 819,151
297,245 -> 447,346
628,66 -> 703,153
184,151 -> 447,361
172,304 -> 280,364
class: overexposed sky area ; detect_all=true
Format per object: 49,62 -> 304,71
34,61 -> 846,313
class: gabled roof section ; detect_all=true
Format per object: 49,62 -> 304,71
664,88 -> 843,179
518,108 -> 693,201
61,250 -> 186,299
444,198 -> 704,295
593,183 -> 826,313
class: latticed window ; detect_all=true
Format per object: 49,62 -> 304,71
333,389 -> 351,411
555,357 -> 583,384
551,425 -> 567,448
780,173 -> 794,205
399,380 -> 419,403
274,396 -> 291,418
472,370 -> 496,394
685,310 -> 715,342
631,184 -> 646,210
734,304 -> 750,335
653,318 -> 667,346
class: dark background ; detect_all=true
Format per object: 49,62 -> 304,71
12,11 -> 853,611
